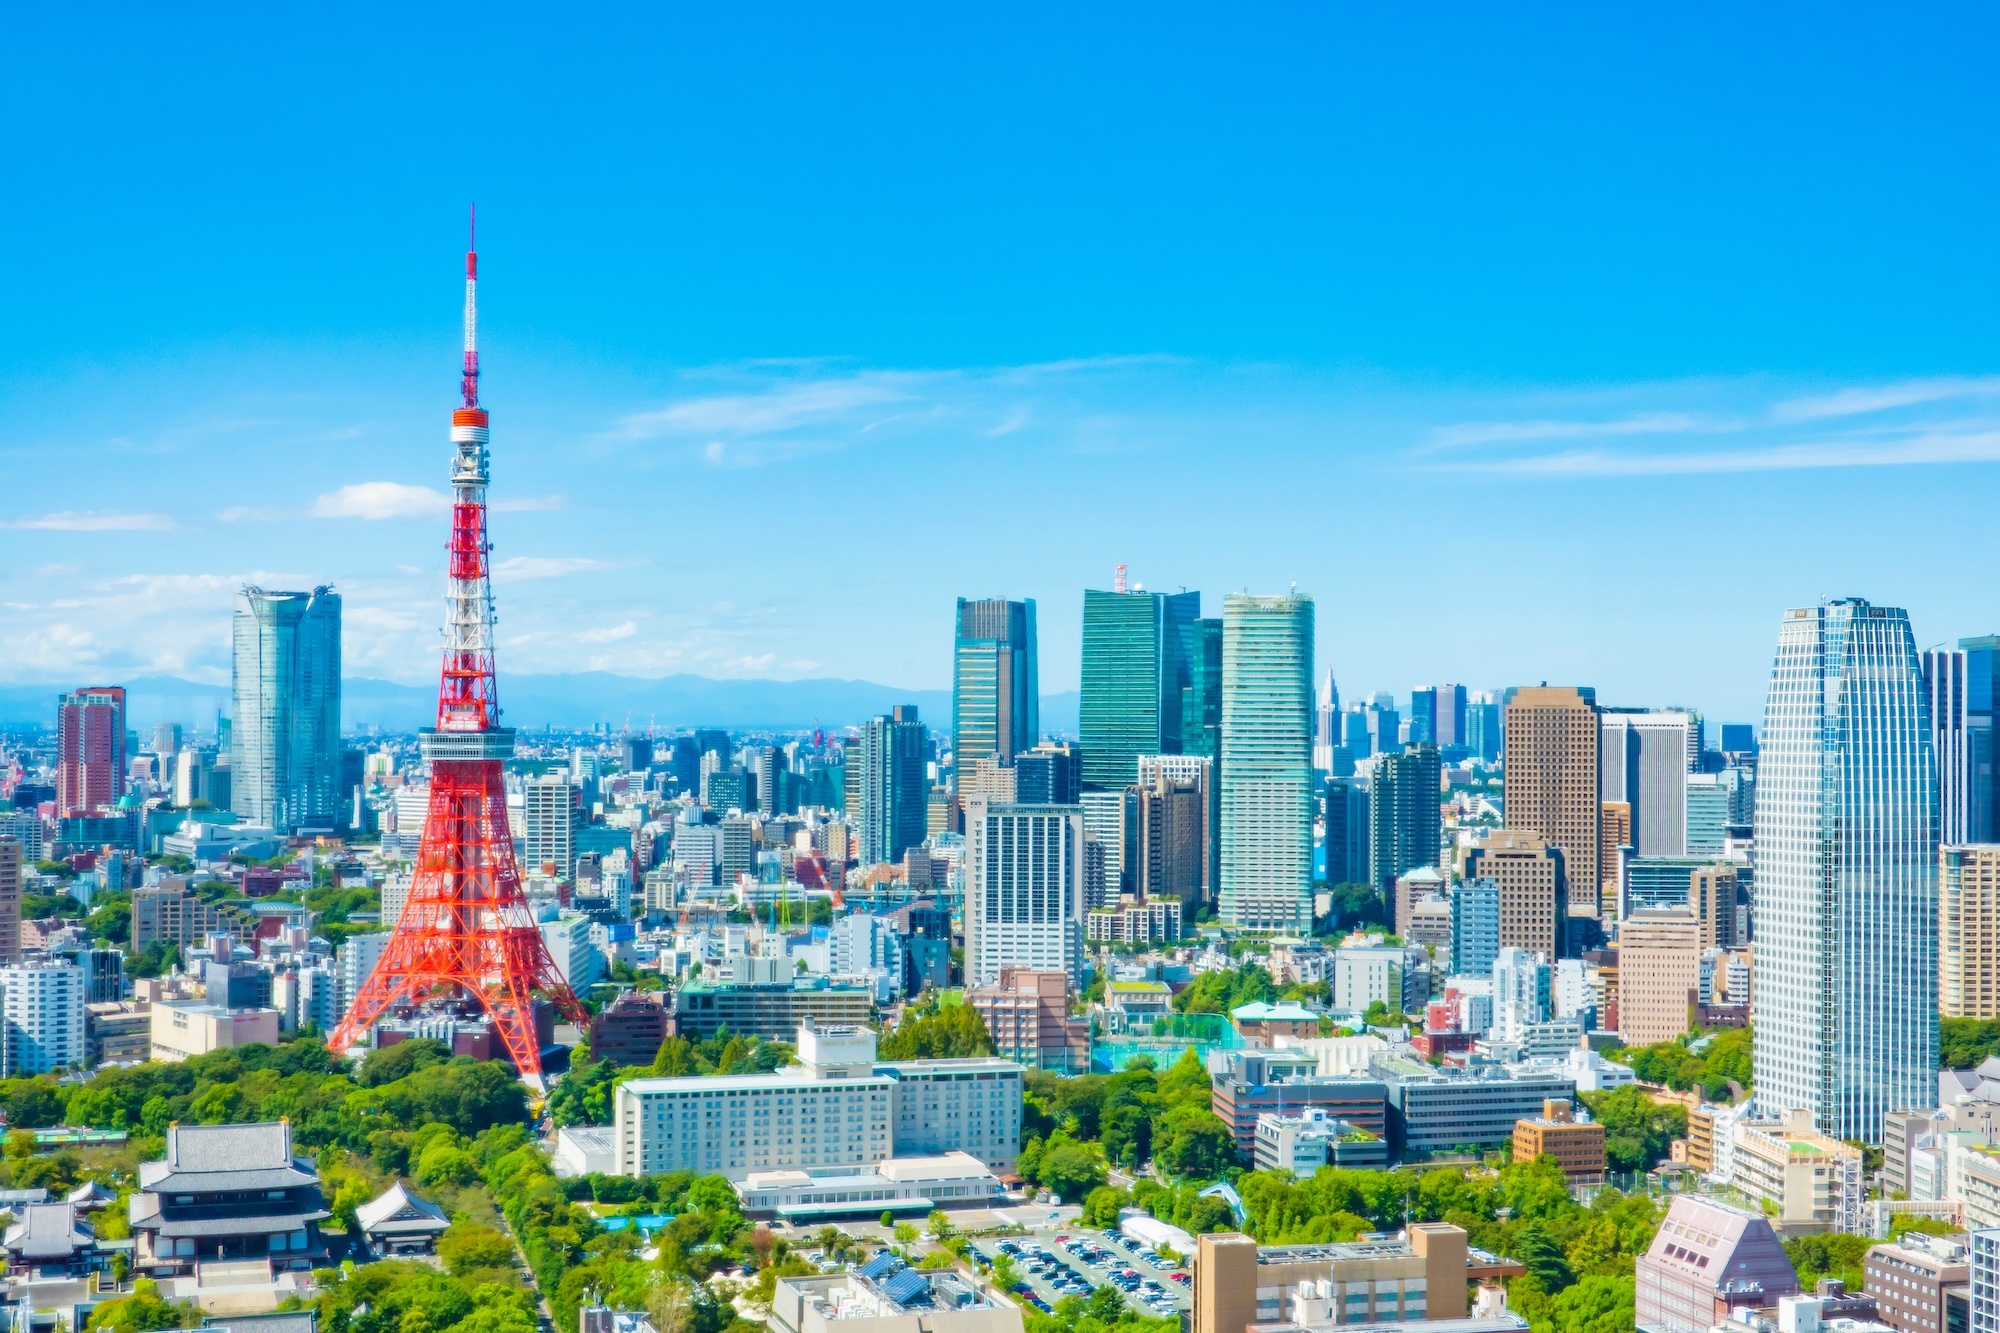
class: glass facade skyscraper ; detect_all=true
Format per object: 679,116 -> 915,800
1368,743 -> 1441,894
1079,588 -> 1199,792
1218,592 -> 1313,932
858,705 -> 929,867
1964,635 -> 1998,844
1752,598 -> 1938,1142
231,586 -> 342,834
951,597 -> 1038,778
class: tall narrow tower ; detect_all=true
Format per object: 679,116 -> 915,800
328,230 -> 588,1087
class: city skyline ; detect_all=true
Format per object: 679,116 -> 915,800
3,12 -> 1999,729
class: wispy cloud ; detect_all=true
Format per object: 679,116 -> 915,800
1426,411 -> 1722,450
5,510 -> 175,531
578,621 -> 637,644
614,378 -> 916,442
1771,376 -> 2000,424
492,556 -> 607,582
311,482 -> 449,520
1450,429 -> 2000,477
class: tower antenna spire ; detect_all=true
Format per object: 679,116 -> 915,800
462,203 -> 480,408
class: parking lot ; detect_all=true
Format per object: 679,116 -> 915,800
972,1228 -> 1193,1320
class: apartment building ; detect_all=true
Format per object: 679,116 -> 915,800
1731,1109 -> 1864,1235
1635,1196 -> 1797,1333
1511,1099 -> 1606,1181
1862,1233 -> 1967,1333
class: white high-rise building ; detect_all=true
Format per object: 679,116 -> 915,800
828,913 -> 906,997
1492,947 -> 1551,1041
1600,709 -> 1697,858
1753,598 -> 1939,1142
1312,668 -> 1340,773
337,932 -> 392,1026
963,799 -> 1086,987
0,962 -> 86,1075
273,963 -> 339,1034
523,773 -> 580,879
1218,592 -> 1314,932
380,873 -> 410,930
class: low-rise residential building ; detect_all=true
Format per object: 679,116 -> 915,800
1330,940 -> 1426,1018
671,978 -> 872,1041
1253,1109 -> 1387,1176
1086,896 -> 1184,944
1105,980 -> 1174,1027
1863,1233 -> 1967,1333
1231,1002 -> 1320,1044
129,1121 -> 329,1276
149,1001 -> 281,1062
1634,1196 -> 1798,1333
735,1151 -> 1003,1221
1731,1109 -> 1865,1235
589,990 -> 670,1065
966,968 -> 1089,1074
614,1020 -> 1023,1181
1511,1099 -> 1606,1181
1210,1051 -> 1388,1163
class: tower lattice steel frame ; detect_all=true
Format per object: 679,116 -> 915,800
327,222 -> 588,1087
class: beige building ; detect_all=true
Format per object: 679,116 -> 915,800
1732,1108 -> 1863,1234
1502,686 -> 1600,918
149,1001 -> 281,1062
1618,908 -> 1701,1047
1193,1226 -> 1495,1333
965,968 -> 1089,1073
1941,845 -> 2000,1018
1512,1099 -> 1606,1181
1690,863 -> 1738,951
1462,828 -> 1566,958
1599,801 -> 1631,918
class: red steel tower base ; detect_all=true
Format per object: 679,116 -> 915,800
328,231 -> 587,1088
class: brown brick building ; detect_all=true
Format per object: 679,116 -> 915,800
1512,1098 -> 1606,1181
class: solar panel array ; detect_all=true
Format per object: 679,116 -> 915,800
881,1270 -> 933,1307
860,1252 -> 905,1280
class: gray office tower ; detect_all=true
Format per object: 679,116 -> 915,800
858,706 -> 929,866
1600,709 -> 1697,857
1928,644 -> 1998,846
952,597 -> 1039,776
1435,684 -> 1467,750
1015,744 -> 1081,805
1078,587 -> 1200,791
1369,744 -> 1441,894
1324,777 -> 1370,886
231,586 -> 342,834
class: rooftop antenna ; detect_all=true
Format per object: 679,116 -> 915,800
1114,564 -> 1128,594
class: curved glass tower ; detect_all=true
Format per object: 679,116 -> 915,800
1751,597 -> 1938,1142
1219,591 -> 1314,932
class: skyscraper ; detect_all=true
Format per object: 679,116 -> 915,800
1323,778 -> 1370,887
1218,592 -> 1313,932
523,772 -> 580,877
1435,684 -> 1468,751
1503,686 -> 1600,922
1015,743 -> 1081,805
1313,669 -> 1341,772
952,597 -> 1039,777
1368,744 -> 1441,894
963,799 -> 1086,987
56,686 -> 126,817
1753,598 -> 1938,1142
1079,588 -> 1197,792
231,586 -> 342,834
1962,635 -> 1998,843
1924,648 -> 1974,847
858,706 -> 929,866
1407,688 -> 1437,747
1599,709 -> 1696,858
1466,692 -> 1502,763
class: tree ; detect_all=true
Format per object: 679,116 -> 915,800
877,1003 -> 995,1060
85,1281 -> 187,1333
1582,1086 -> 1688,1172
990,1254 -> 1018,1291
893,1223 -> 919,1248
1081,1186 -> 1127,1228
926,1210 -> 952,1241
1514,1221 -> 1572,1293
646,1280 -> 693,1333
438,1223 -> 517,1278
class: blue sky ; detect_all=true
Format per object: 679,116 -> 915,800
3,6 -> 1998,727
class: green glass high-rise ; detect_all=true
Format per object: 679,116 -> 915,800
1080,589 -> 1199,792
1219,592 -> 1314,932
231,585 -> 343,835
951,597 -> 1038,779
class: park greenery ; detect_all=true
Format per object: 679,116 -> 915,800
1941,1016 -> 2000,1069
1609,1026 -> 1753,1102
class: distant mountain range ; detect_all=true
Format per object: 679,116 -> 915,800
0,673 -> 1082,737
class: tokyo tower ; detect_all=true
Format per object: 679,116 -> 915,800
327,221 -> 588,1088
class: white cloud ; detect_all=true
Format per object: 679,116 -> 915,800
492,493 -> 568,512
216,505 -> 286,523
616,378 -> 914,441
5,510 -> 175,531
578,622 -> 637,644
1770,377 -> 2000,424
1438,428 -> 2000,477
1426,412 -> 1718,450
311,482 -> 450,520
723,652 -> 778,673
492,556 -> 607,582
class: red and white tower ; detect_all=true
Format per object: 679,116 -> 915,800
328,225 -> 588,1088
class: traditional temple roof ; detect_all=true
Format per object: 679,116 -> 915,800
138,1122 -> 318,1195
4,1204 -> 93,1260
355,1183 -> 450,1237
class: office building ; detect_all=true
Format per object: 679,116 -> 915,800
230,586 -> 341,834
963,799 -> 1086,987
1600,710 -> 1696,859
1209,1051 -> 1389,1161
1599,801 -> 1632,916
952,598 -> 1038,780
0,962 -> 86,1075
1492,947 -> 1552,1040
1753,599 -> 1938,1143
672,976 -> 873,1040
1434,684 -> 1468,751
1512,1099 -> 1606,1181
1635,1197 -> 1796,1333
1370,1054 -> 1577,1154
57,686 -> 126,817
1013,743 -> 1080,805
1323,777 -> 1370,887
1685,774 -> 1728,856
1942,845 -> 2000,1019
1192,1227 -> 1510,1333
1862,1234 -> 1967,1333
858,707 -> 929,867
336,932 -> 392,1025
613,1020 -> 1023,1180
1618,909 -> 1699,1047
522,772 -> 579,878
1463,829 -> 1566,958
1452,877 -> 1500,978
131,879 -> 250,952
1731,1109 -> 1864,1234
827,914 -> 905,997
1466,692 -> 1503,763
1963,636 -> 1998,845
966,968 -> 1089,1074
1130,756 -> 1210,905
1312,669 -> 1340,773
1927,649 -> 1976,848
1368,744 -> 1441,894
1503,686 -> 1600,919
1080,588 -> 1188,792
1182,616 -> 1224,765
1253,1108 -> 1389,1175
0,840 -> 18,967
150,1001 -> 282,1062
1218,592 -> 1314,932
